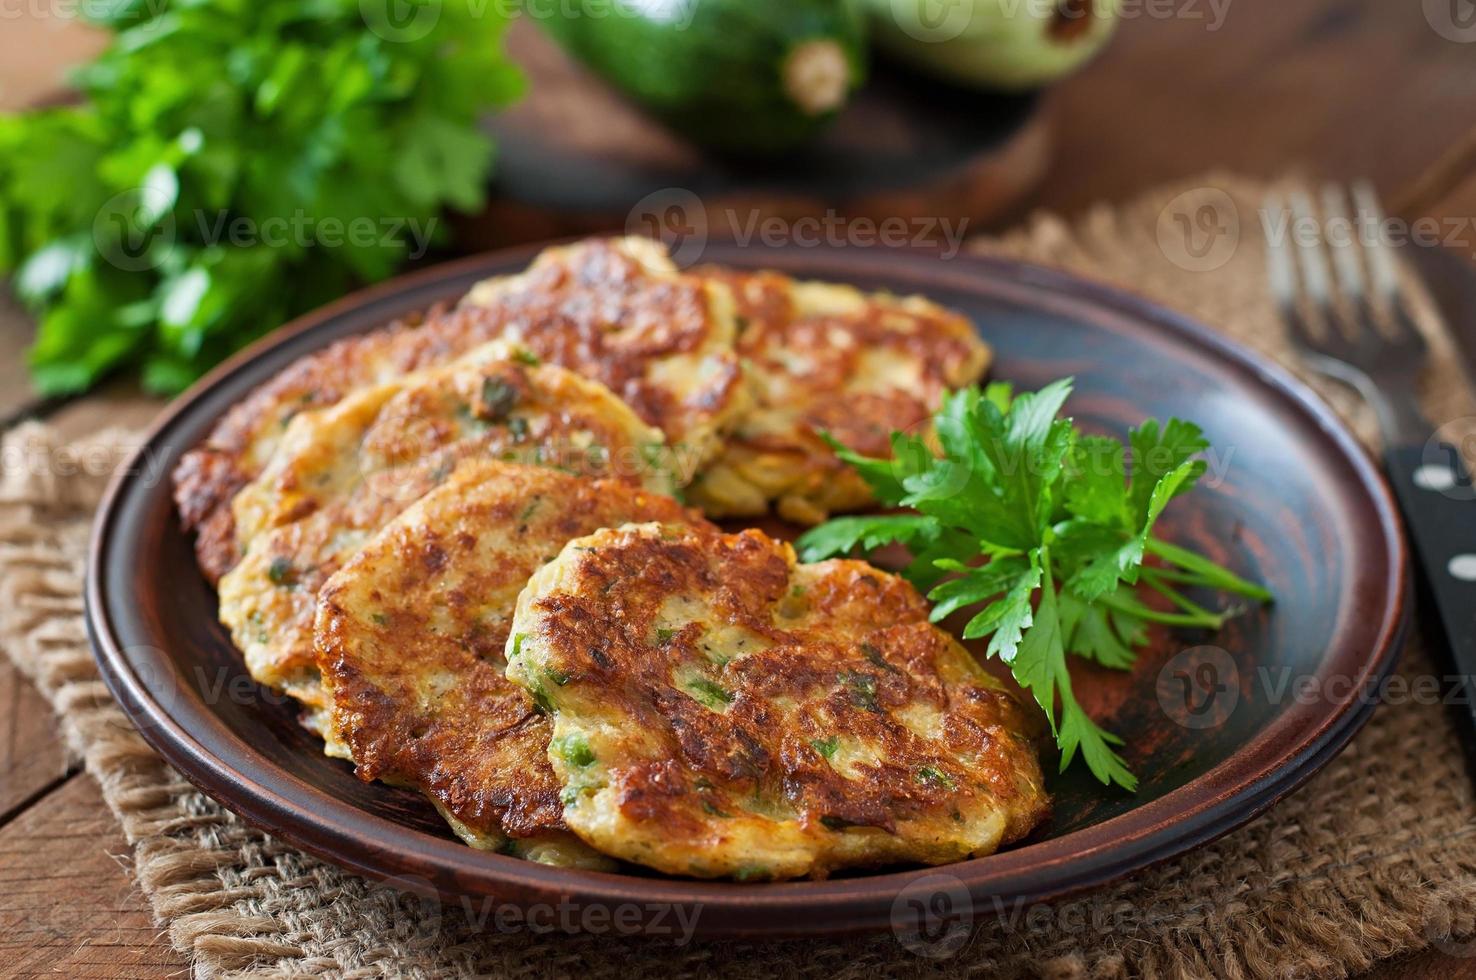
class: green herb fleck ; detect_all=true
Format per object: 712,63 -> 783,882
511,348 -> 540,366
267,557 -> 294,587
686,678 -> 734,711
554,733 -> 595,767
655,627 -> 676,644
476,376 -> 518,422
860,642 -> 899,674
839,671 -> 880,713
916,765 -> 956,790
811,736 -> 839,760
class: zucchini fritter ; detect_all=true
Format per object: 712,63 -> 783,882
315,461 -> 711,864
173,236 -> 746,582
461,237 -> 749,471
688,268 -> 990,524
218,344 -> 674,719
507,523 -> 1048,880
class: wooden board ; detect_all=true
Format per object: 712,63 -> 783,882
459,21 -> 1053,250
0,775 -> 187,978
0,660 -> 71,825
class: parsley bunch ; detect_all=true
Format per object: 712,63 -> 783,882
0,0 -> 523,395
797,379 -> 1271,791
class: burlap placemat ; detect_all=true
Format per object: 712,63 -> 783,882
5,174 -> 1476,979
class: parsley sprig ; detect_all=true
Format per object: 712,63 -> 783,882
797,379 -> 1271,791
0,0 -> 523,395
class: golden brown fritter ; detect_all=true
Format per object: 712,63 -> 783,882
218,344 -> 675,719
688,268 -> 990,524
174,236 -> 746,582
507,523 -> 1048,880
460,237 -> 748,470
315,461 -> 712,864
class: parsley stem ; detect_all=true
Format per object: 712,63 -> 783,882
1093,588 -> 1224,629
1139,570 -> 1230,627
1146,538 -> 1273,602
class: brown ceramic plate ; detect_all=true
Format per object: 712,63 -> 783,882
87,242 -> 1408,940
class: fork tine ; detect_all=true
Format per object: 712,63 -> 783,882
1262,194 -> 1298,307
1262,193 -> 1324,354
1287,190 -> 1349,346
1351,181 -> 1400,302
1319,184 -> 1368,304
1351,180 -> 1427,350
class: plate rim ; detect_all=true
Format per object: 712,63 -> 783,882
85,240 -> 1410,939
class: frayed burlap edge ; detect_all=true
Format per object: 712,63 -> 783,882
3,174 -> 1476,979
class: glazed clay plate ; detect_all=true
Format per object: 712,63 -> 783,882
87,243 -> 1407,939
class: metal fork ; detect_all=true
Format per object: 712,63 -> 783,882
1264,183 -> 1476,749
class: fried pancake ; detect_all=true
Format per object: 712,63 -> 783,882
460,238 -> 748,470
218,344 -> 675,720
507,523 -> 1048,880
687,268 -> 990,524
315,461 -> 712,863
174,236 -> 746,582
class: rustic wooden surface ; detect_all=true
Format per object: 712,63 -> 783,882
2,2 -> 1475,976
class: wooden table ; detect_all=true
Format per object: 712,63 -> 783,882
3,3 -> 1475,975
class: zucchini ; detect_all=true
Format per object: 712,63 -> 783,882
533,0 -> 868,156
861,0 -> 1119,91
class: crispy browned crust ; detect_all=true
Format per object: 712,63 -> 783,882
216,348 -> 675,714
713,269 -> 987,456
174,305 -> 467,582
510,524 -> 1049,879
688,267 -> 991,523
174,238 -> 744,582
315,462 -> 711,843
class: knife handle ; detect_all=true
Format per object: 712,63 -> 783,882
1384,443 -> 1476,743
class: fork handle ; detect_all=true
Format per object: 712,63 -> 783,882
1385,443 -> 1476,743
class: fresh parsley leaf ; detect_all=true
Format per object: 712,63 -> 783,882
0,0 -> 524,395
1065,435 -> 1127,526
1059,589 -> 1138,670
1128,418 -> 1209,524
796,513 -> 941,562
805,380 -> 1272,792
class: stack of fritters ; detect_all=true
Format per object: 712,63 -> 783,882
173,237 -> 1047,879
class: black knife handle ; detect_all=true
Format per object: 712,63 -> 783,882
1384,443 -> 1476,741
